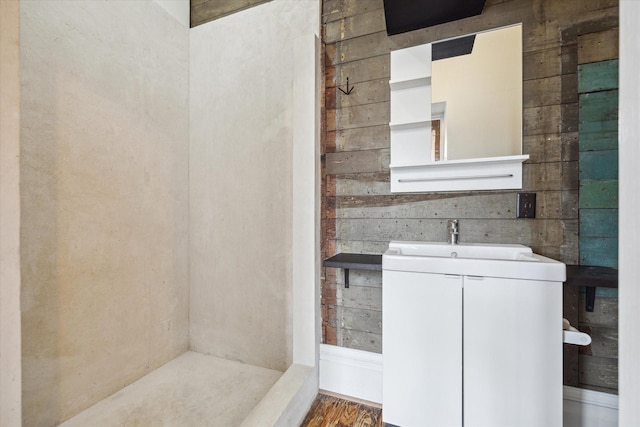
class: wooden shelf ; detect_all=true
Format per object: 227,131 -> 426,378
322,253 -> 382,288
565,265 -> 618,312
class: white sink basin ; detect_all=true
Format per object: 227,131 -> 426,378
383,241 -> 566,281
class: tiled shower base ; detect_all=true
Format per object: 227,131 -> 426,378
60,351 -> 283,426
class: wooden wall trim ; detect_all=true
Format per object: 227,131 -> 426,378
191,0 -> 273,28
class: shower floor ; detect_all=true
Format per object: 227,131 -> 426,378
59,351 -> 283,426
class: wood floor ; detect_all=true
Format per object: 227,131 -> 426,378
300,393 -> 383,427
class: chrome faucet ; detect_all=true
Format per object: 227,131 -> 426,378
448,219 -> 459,244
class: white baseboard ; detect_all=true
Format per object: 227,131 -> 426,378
319,344 -> 383,404
319,344 -> 619,427
563,386 -> 618,427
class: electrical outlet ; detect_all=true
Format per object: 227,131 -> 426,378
517,193 -> 536,218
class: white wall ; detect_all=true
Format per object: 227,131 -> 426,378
189,0 -> 319,372
0,1 -> 22,425
292,31 -> 321,369
20,2 -> 190,425
619,1 -> 640,425
154,0 -> 190,27
2,1 -> 320,425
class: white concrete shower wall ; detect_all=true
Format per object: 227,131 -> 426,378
0,1 -> 22,425
19,2 -> 190,425
189,0 -> 319,372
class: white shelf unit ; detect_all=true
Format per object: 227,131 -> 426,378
389,154 -> 529,193
389,44 -> 433,169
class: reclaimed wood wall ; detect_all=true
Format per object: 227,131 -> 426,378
320,0 -> 619,391
578,59 -> 619,269
576,52 -> 619,390
191,0 -> 272,27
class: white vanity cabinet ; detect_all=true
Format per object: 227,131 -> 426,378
382,242 -> 565,427
383,270 -> 463,427
463,275 -> 562,427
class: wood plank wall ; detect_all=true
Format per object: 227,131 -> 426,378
576,39 -> 619,391
320,0 -> 619,391
578,58 -> 619,269
191,0 -> 272,27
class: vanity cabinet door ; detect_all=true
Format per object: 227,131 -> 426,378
463,276 -> 563,427
382,270 -> 463,427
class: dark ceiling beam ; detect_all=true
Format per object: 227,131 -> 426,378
383,0 -> 487,36
432,35 -> 476,61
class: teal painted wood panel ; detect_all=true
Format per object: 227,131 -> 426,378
579,287 -> 619,298
579,179 -> 618,209
576,56 -> 619,283
593,288 -> 618,298
580,209 -> 618,238
580,237 -> 618,268
578,60 -> 619,94
579,150 -> 618,180
579,120 -> 618,151
579,90 -> 619,123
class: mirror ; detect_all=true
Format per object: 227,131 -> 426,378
388,24 -> 528,193
430,24 -> 522,161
